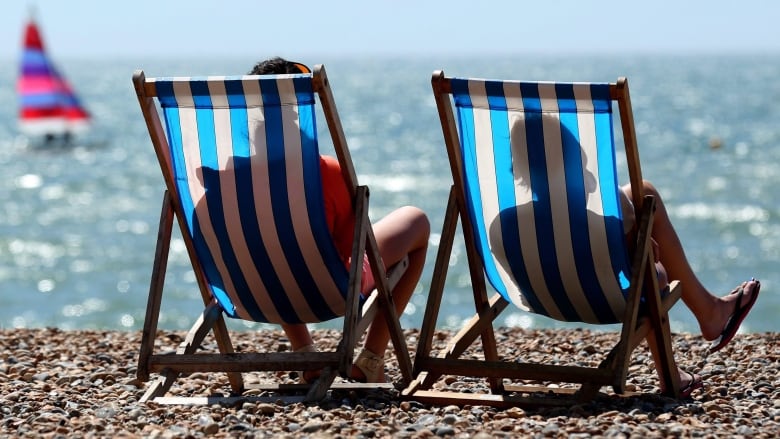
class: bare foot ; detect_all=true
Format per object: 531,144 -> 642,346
701,280 -> 759,341
660,368 -> 703,397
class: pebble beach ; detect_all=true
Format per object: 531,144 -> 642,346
1,327 -> 778,438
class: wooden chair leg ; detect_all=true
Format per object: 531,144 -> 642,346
210,316 -> 244,393
138,191 -> 174,382
341,186 -> 370,376
411,188 -> 457,390
456,198 -> 503,392
140,374 -> 171,403
305,367 -> 338,402
645,275 -> 679,397
415,188 -> 459,366
140,302 -> 226,402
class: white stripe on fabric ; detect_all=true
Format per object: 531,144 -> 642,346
243,79 -> 319,322
209,80 -> 284,323
504,83 -> 564,318
573,85 -> 626,317
537,83 -> 597,323
172,81 -> 245,319
276,78 -> 345,314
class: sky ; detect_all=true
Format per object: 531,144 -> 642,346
1,1 -> 779,60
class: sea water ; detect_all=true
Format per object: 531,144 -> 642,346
0,54 -> 778,335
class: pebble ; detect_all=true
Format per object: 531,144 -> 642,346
0,327 -> 778,437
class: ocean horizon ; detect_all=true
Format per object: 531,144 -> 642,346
0,54 -> 778,335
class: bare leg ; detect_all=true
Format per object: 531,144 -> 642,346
622,181 -> 758,341
280,323 -> 318,382
352,206 -> 430,382
281,323 -> 313,351
281,206 -> 429,383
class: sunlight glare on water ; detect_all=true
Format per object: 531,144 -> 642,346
0,55 -> 777,334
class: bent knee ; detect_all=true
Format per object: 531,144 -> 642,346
395,205 -> 430,243
405,206 -> 430,233
642,180 -> 661,198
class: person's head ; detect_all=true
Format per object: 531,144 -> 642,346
248,57 -> 311,75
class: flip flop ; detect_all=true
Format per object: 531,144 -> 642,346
709,279 -> 761,353
351,349 -> 387,383
679,370 -> 703,398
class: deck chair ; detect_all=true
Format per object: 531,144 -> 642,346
132,64 -> 412,404
403,71 -> 683,407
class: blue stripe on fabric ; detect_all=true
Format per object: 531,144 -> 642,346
61,94 -> 80,107
591,84 -> 632,295
590,84 -> 613,113
21,51 -> 51,74
292,76 -> 317,106
157,82 -> 180,109
21,95 -> 84,111
519,82 -> 578,321
450,79 -> 472,109
450,80 -> 482,268
261,79 -> 334,322
156,80 -> 236,316
21,50 -> 48,64
190,80 -> 265,321
224,80 -> 247,108
292,77 -> 350,303
21,65 -> 52,76
451,79 -> 509,300
20,94 -> 62,107
556,83 -> 615,323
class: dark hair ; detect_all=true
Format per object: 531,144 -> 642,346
248,57 -> 311,75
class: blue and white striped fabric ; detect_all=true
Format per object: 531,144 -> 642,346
153,74 -> 349,324
451,78 -> 632,324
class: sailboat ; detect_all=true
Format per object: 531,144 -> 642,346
17,15 -> 91,146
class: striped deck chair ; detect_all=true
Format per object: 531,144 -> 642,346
132,65 -> 412,404
404,71 -> 683,407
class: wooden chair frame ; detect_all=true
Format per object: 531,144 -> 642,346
403,71 -> 682,407
133,65 -> 412,404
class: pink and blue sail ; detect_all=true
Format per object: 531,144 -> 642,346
17,17 -> 90,136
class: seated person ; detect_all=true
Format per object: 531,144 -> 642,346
250,57 -> 431,383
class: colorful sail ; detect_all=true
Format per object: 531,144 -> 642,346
17,17 -> 90,136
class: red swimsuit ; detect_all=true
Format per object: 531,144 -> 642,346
319,155 -> 375,293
